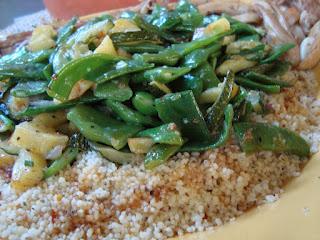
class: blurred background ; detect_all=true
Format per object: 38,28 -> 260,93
0,0 -> 141,29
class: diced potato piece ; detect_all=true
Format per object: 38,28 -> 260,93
28,25 -> 57,52
9,121 -> 68,158
199,86 -> 222,104
68,79 -> 94,100
222,35 -> 236,46
94,35 -> 118,56
204,18 -> 231,36
11,149 -> 46,192
109,19 -> 141,34
128,138 -> 154,154
216,55 -> 257,75
0,149 -> 16,168
231,83 -> 239,98
32,111 -> 68,129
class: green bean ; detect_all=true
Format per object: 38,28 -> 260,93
56,17 -> 78,45
181,104 -> 234,151
17,94 -> 102,117
155,90 -> 211,140
67,104 -> 142,150
234,122 -> 310,157
244,71 -> 292,87
94,77 -> 133,102
261,43 -> 295,64
111,31 -> 163,45
105,99 -> 159,126
137,123 -> 183,145
43,63 -> 53,81
144,144 -> 181,170
43,146 -> 78,179
132,91 -> 157,116
119,43 -> 164,54
133,66 -> 191,84
182,43 -> 221,69
0,63 -> 46,79
235,76 -> 281,94
141,49 -> 181,66
10,81 -> 48,98
206,71 -> 234,131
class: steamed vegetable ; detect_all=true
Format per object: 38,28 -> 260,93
0,0 -> 309,185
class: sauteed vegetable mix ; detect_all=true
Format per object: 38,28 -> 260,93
0,0 -> 309,191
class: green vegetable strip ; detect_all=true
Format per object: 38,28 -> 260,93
105,99 -> 159,126
144,144 -> 181,170
17,95 -> 101,117
244,71 -> 292,87
56,17 -> 78,45
134,66 -> 191,84
206,71 -> 234,131
48,53 -> 123,101
182,104 -> 234,151
155,90 -> 211,140
94,77 -> 133,102
182,43 -> 221,69
235,76 -> 281,94
67,105 -> 142,150
261,43 -> 295,64
234,122 -> 310,157
110,31 -> 163,45
119,43 -> 164,54
0,63 -> 46,79
10,81 -> 47,98
43,146 -> 79,179
96,58 -> 154,84
141,49 -> 181,66
137,123 -> 184,145
132,92 -> 157,116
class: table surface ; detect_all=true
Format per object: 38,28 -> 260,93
0,0 -> 44,29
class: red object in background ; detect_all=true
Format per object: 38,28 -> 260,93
43,0 -> 140,20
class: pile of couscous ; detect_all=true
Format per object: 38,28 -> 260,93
0,69 -> 319,239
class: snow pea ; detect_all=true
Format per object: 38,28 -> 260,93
144,144 -> 181,170
261,43 -> 295,64
155,90 -> 211,140
56,17 -> 78,46
182,43 -> 221,69
206,71 -> 234,131
96,58 -> 154,84
0,114 -> 15,132
119,43 -> 164,54
125,12 -> 183,43
132,91 -> 157,116
148,4 -> 181,30
0,63 -> 46,79
181,104 -> 233,151
43,63 -> 53,81
244,71 -> 292,87
48,53 -> 123,101
111,31 -> 162,45
10,81 -> 47,98
43,146 -> 79,179
174,0 -> 203,32
234,122 -> 310,157
105,99 -> 159,127
67,104 -> 142,150
137,123 -> 183,145
171,30 -> 232,56
0,48 -> 52,65
235,76 -> 281,94
133,66 -> 191,84
94,77 -> 132,102
0,47 -> 27,65
201,61 -> 220,89
141,49 -> 181,66
17,94 -> 101,117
